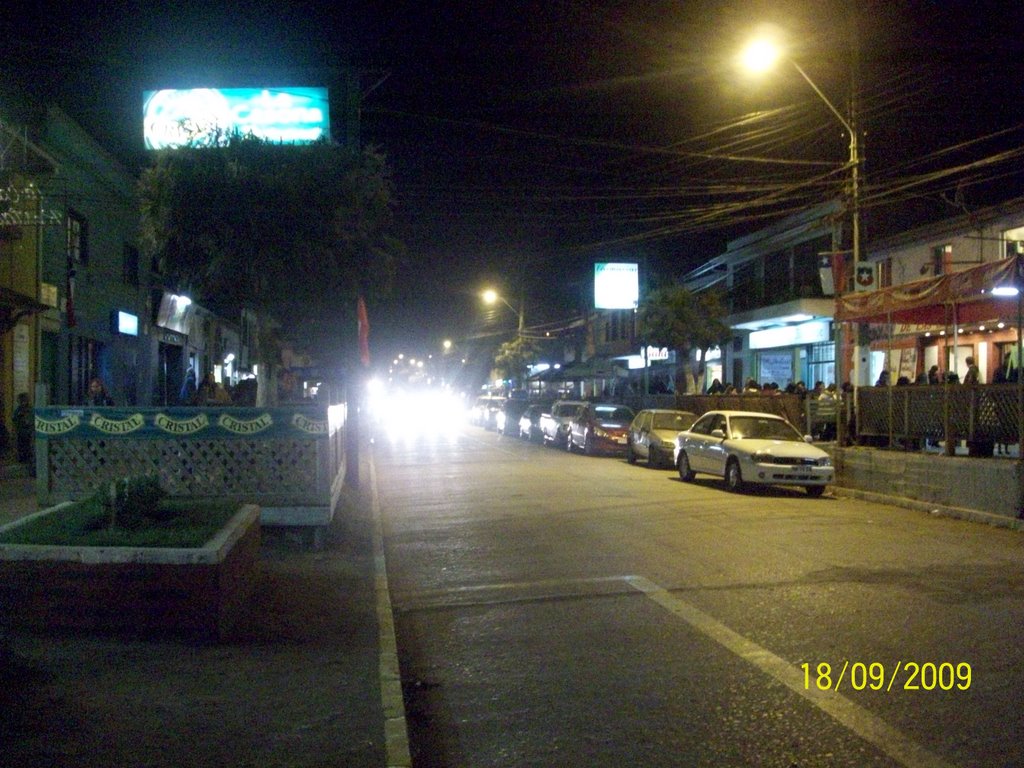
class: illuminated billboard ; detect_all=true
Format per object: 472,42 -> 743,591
594,262 -> 639,309
143,87 -> 330,149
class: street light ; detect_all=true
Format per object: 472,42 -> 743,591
482,288 -> 525,336
741,34 -> 861,441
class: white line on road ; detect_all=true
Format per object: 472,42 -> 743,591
624,575 -> 957,768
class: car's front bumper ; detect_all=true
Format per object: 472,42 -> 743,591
746,459 -> 833,486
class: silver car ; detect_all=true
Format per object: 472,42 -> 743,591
673,410 -> 833,496
627,409 -> 696,468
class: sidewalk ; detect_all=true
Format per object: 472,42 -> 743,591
0,456 -> 406,768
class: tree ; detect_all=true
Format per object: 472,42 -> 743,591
637,285 -> 731,394
493,336 -> 540,391
138,133 -> 401,362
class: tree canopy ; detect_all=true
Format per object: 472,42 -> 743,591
493,336 -> 541,390
139,134 -> 401,360
637,285 -> 731,393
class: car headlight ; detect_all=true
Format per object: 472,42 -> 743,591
594,427 -> 610,439
816,456 -> 833,467
752,451 -> 771,463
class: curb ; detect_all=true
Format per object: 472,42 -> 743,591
831,485 -> 1024,532
367,452 -> 413,768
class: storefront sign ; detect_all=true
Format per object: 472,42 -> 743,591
749,320 -> 830,350
34,407 -> 328,440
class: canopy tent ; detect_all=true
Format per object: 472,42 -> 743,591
836,254 -> 1023,326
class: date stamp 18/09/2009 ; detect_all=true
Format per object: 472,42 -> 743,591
801,662 -> 972,692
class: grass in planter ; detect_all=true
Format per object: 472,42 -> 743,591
0,495 -> 240,548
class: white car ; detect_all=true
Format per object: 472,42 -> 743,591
627,409 -> 696,468
673,410 -> 833,496
538,400 -> 587,447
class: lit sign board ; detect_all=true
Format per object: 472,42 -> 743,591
594,262 -> 639,309
155,292 -> 192,334
113,310 -> 139,336
143,87 -> 330,149
749,320 -> 830,350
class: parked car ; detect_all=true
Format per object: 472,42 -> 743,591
495,398 -> 531,436
518,404 -> 547,442
539,400 -> 587,447
627,409 -> 697,467
673,410 -> 833,496
471,395 -> 505,429
567,403 -> 636,456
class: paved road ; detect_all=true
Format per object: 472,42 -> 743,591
372,417 -> 1024,768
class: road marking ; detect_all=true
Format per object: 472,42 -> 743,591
369,453 -> 413,768
625,575 -> 956,768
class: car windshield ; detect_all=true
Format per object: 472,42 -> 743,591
652,413 -> 693,431
595,406 -> 634,422
728,416 -> 802,441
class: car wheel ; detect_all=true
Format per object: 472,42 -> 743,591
584,432 -> 594,456
677,452 -> 695,482
725,458 -> 744,493
627,442 -> 637,464
806,485 -> 826,497
648,446 -> 661,468
565,431 -> 574,452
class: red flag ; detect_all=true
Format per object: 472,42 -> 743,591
357,296 -> 370,367
66,271 -> 76,328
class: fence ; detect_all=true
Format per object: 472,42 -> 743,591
33,404 -> 347,530
856,384 -> 1022,450
675,394 -> 804,428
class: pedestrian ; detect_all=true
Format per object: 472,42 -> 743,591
963,356 -> 981,385
993,353 -> 1012,384
13,392 -> 34,467
179,365 -> 198,404
197,372 -> 232,405
875,369 -> 891,387
928,365 -> 941,385
87,377 -> 114,406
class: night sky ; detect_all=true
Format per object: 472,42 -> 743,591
6,0 -> 1024,363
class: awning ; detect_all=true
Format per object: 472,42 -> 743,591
528,359 -> 625,383
0,285 -> 49,336
835,254 -> 1023,325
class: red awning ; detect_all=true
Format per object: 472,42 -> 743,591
835,254 -> 1023,325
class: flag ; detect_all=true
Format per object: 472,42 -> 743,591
357,296 -> 370,367
66,270 -> 76,328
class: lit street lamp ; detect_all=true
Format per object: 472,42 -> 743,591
741,34 -> 861,442
482,288 -> 525,337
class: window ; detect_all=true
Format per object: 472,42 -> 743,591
931,244 -> 951,276
123,244 -> 140,286
690,414 -> 715,435
1003,227 -> 1024,258
879,258 -> 893,288
67,210 -> 87,264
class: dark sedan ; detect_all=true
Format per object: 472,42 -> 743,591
566,403 -> 635,456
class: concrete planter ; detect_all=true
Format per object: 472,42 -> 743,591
0,503 -> 260,641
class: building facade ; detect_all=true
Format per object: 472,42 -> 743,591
850,197 -> 1024,386
684,202 -> 842,391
